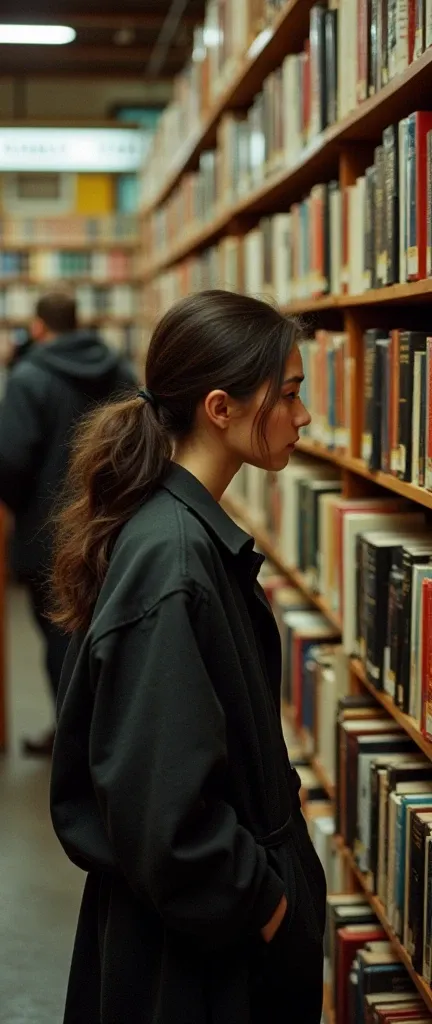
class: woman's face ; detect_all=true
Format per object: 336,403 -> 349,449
228,344 -> 311,472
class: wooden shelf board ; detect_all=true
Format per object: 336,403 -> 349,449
222,494 -> 342,631
350,659 -> 432,762
343,846 -> 432,1012
295,439 -> 432,511
139,0 -> 317,215
322,982 -> 335,1024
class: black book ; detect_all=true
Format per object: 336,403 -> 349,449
374,145 -> 385,287
427,130 -> 432,277
310,4 -> 328,133
380,336 -> 392,472
365,166 -> 377,290
386,546 -> 405,701
417,350 -> 427,485
397,331 -> 427,481
362,330 -> 388,467
369,0 -> 379,95
362,330 -> 381,464
407,811 -> 432,972
362,533 -> 420,689
383,124 -> 399,286
379,0 -> 389,89
370,336 -> 390,470
335,697 -> 378,834
398,545 -> 432,711
325,9 -> 338,125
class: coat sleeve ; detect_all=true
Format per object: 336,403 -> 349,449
89,587 -> 285,945
0,366 -> 45,510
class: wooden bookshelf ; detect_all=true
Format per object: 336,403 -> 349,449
141,20 -> 432,222
350,659 -> 432,762
0,242 -> 138,251
295,439 -> 432,512
222,494 -> 342,631
343,848 -> 432,1013
139,0 -> 318,217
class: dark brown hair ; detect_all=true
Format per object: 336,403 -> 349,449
36,290 -> 77,333
52,290 -> 298,632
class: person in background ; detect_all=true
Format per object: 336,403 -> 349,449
0,289 -> 136,756
50,290 -> 326,1024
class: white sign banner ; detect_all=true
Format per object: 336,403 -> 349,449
0,127 -> 146,172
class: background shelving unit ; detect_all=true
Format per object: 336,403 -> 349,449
139,3 -> 432,1019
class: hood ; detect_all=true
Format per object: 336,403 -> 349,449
29,330 -> 124,384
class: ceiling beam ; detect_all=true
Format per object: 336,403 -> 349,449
0,45 -> 189,64
0,12 -> 201,29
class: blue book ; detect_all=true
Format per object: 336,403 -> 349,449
356,959 -> 407,1024
395,791 -> 432,938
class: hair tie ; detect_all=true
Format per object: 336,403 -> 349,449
138,387 -> 158,411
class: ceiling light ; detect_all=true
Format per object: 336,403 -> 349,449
0,25 -> 76,45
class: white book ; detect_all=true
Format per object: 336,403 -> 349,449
272,214 -> 292,306
427,0 -> 432,46
279,461 -> 336,568
411,350 -> 425,486
243,228 -> 263,297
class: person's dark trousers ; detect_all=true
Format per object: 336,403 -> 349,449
26,576 -> 70,705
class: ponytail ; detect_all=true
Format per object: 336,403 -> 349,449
51,396 -> 171,632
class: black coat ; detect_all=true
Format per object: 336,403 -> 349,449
51,465 -> 326,1024
0,330 -> 135,578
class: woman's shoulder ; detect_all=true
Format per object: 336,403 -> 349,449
90,487 -> 221,638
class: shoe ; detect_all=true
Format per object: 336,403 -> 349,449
21,728 -> 55,757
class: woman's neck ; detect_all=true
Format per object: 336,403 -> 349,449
173,438 -> 240,503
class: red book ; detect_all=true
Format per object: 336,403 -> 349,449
426,337 -> 432,490
408,0 -> 417,63
421,577 -> 432,739
336,925 -> 386,1024
407,111 -> 432,282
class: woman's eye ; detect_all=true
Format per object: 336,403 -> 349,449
284,392 -> 298,402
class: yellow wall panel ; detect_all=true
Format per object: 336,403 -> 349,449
75,174 -> 114,215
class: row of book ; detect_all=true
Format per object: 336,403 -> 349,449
0,215 -> 138,246
0,322 -> 139,360
230,456 -> 432,728
140,0 -> 289,208
0,285 -> 137,322
144,107 -> 432,301
0,249 -> 136,282
299,324 -> 432,493
326,889 -> 432,1023
141,0 -> 432,222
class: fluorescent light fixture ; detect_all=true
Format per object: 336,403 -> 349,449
0,24 -> 76,45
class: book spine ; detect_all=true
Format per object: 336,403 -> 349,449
421,580 -> 432,738
415,0 -> 425,56
411,349 -> 423,485
420,352 -> 428,488
410,818 -> 428,971
423,835 -> 432,983
399,118 -> 408,282
426,337 -> 432,490
325,10 -> 338,125
374,146 -> 385,286
398,333 -> 424,481
369,0 -> 379,93
384,124 -> 399,285
388,0 -> 398,77
427,130 -> 432,277
380,0 -> 389,86
427,0 -> 432,44
357,0 -> 369,101
381,338 -> 391,471
362,331 -> 376,462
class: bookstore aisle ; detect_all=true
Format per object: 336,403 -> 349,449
137,0 -> 432,1020
0,587 -> 82,1024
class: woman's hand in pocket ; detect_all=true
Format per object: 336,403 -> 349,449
260,895 -> 288,944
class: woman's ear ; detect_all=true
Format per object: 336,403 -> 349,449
203,390 -> 232,431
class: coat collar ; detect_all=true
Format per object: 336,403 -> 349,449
162,463 -> 260,564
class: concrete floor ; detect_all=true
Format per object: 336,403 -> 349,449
0,586 -> 83,1024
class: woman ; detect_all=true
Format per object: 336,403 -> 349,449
50,290 -> 326,1024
